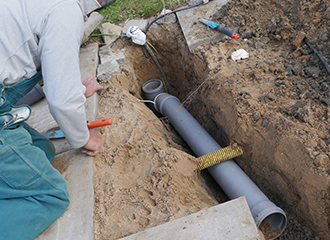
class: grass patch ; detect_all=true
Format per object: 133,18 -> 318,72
98,0 -> 189,24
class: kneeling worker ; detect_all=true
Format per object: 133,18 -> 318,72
0,0 -> 114,239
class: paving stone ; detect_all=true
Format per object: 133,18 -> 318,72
120,197 -> 262,240
82,12 -> 104,44
100,22 -> 123,46
97,60 -> 121,81
80,42 -> 100,120
34,149 -> 94,240
80,42 -> 99,81
176,0 -> 232,52
99,46 -> 126,65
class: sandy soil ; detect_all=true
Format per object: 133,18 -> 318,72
92,0 -> 330,239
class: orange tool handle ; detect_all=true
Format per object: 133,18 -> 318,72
87,118 -> 113,129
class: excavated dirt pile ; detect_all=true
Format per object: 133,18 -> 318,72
92,0 -> 330,239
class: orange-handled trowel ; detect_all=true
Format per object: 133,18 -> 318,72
43,118 -> 113,139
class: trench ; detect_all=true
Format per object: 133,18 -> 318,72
139,25 -> 235,205
144,26 -> 291,238
124,25 -> 323,239
94,1 -> 330,239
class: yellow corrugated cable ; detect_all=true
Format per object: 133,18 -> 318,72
197,145 -> 244,170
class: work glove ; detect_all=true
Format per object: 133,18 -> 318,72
101,0 -> 116,7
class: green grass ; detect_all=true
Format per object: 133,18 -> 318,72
98,0 -> 189,24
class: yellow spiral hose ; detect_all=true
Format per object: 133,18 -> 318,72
197,145 -> 244,170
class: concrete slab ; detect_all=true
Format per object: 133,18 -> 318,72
176,0 -> 233,52
120,197 -> 262,240
97,60 -> 120,81
79,42 -> 100,121
82,12 -> 104,44
32,42 -> 99,239
99,22 -> 123,46
80,42 -> 99,81
99,47 -> 126,65
35,149 -> 94,240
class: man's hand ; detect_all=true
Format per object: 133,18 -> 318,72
83,77 -> 103,98
81,130 -> 102,156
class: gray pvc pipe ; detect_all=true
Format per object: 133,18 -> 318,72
142,79 -> 164,101
151,92 -> 287,239
142,79 -> 164,114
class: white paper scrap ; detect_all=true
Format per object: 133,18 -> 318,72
231,49 -> 249,61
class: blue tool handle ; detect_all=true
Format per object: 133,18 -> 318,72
216,26 -> 239,39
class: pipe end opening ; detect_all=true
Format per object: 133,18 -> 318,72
142,79 -> 164,101
258,212 -> 287,239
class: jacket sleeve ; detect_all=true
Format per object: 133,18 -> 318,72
38,1 -> 90,148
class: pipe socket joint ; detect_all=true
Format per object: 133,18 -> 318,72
142,79 -> 164,102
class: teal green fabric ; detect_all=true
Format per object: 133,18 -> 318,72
0,71 -> 42,106
0,73 -> 70,240
22,122 -> 56,164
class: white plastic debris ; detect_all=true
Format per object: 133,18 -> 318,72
231,49 -> 249,61
126,26 -> 146,45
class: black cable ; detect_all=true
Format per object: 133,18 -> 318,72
304,38 -> 330,75
144,43 -> 172,94
144,0 -> 215,34
141,0 -> 215,93
143,6 -> 190,34
142,7 -> 190,57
